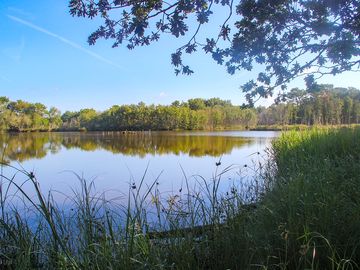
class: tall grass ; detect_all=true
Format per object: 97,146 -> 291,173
260,127 -> 360,269
0,127 -> 359,269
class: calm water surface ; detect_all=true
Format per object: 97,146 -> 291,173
0,131 -> 279,202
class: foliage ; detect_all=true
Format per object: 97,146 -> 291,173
69,0 -> 360,104
60,98 -> 257,131
0,99 -> 62,132
258,85 -> 360,125
0,97 -> 257,132
2,86 -> 360,133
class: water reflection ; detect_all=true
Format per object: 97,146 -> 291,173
0,132 -> 255,162
0,131 -> 279,204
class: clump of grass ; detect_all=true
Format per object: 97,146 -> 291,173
0,127 -> 359,269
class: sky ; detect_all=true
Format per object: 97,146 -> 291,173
1,1 -> 359,112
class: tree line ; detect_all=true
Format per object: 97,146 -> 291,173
258,85 -> 360,126
60,98 -> 258,131
1,86 -> 360,132
0,97 -> 257,131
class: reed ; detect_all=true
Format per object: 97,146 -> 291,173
0,127 -> 359,269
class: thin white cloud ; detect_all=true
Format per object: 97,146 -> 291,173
7,15 -> 123,69
159,92 -> 167,97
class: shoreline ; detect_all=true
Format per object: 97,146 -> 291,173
3,123 -> 359,133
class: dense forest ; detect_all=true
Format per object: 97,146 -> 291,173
1,85 -> 360,132
61,98 -> 258,131
258,85 -> 360,126
0,97 -> 257,131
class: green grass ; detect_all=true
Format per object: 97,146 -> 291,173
248,127 -> 360,269
252,123 -> 360,131
0,127 -> 359,269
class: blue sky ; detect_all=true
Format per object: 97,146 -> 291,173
1,1 -> 359,112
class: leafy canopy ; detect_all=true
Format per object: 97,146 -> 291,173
69,0 -> 360,105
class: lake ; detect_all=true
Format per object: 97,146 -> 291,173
0,131 -> 279,203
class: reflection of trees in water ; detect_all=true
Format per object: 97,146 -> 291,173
0,132 -> 254,162
63,132 -> 253,157
0,133 -> 63,163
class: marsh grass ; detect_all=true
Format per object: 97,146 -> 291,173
252,123 -> 360,131
0,127 -> 359,269
248,127 -> 360,269
0,158 -> 264,269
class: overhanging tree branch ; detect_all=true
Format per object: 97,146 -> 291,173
69,0 -> 360,105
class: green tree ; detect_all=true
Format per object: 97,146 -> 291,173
205,98 -> 232,107
171,100 -> 181,107
352,102 -> 360,123
0,97 -> 10,130
259,85 -> 360,126
188,98 -> 206,110
343,96 -> 353,124
61,111 -> 80,129
78,108 -> 98,129
48,107 -> 62,130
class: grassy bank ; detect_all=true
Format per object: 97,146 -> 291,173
0,128 -> 359,269
248,127 -> 360,269
4,123 -> 360,133
251,123 -> 360,131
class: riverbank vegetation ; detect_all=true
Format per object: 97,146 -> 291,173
0,97 -> 257,132
0,127 -> 359,269
1,85 -> 360,132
